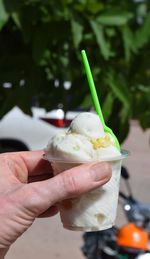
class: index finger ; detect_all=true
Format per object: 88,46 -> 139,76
18,150 -> 53,176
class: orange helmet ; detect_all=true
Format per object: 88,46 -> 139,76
117,223 -> 148,250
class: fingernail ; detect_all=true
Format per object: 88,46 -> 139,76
90,162 -> 111,181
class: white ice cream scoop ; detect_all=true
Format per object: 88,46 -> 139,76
45,112 -> 120,162
45,130 -> 94,162
69,112 -> 105,139
95,146 -> 120,159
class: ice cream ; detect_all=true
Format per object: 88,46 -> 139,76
45,112 -> 120,163
44,112 -> 126,231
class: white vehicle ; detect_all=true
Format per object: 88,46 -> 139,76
0,106 -> 80,152
0,107 -> 61,152
31,107 -> 80,127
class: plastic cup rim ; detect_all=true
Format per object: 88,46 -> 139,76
43,149 -> 129,163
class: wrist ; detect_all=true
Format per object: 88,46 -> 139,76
0,248 -> 9,259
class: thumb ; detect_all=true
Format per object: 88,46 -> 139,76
21,162 -> 111,216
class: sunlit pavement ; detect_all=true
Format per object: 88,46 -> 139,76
6,121 -> 150,259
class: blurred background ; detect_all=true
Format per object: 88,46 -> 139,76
0,0 -> 150,258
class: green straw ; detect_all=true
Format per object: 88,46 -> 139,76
81,50 -> 120,150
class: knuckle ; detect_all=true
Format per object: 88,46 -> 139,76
61,172 -> 79,197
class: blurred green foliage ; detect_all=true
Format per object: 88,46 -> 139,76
0,0 -> 150,143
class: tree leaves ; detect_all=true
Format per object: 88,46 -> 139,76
90,20 -> 111,60
121,25 -> 137,61
74,0 -> 104,14
102,93 -> 114,122
0,0 -> 9,30
105,70 -> 130,107
86,1 -> 104,14
11,12 -> 21,28
32,25 -> 49,63
135,12 -> 150,49
105,70 -> 131,124
139,111 -> 150,129
96,11 -> 132,26
132,85 -> 150,129
0,0 -> 150,142
81,94 -> 93,108
71,16 -> 83,48
3,0 -> 22,12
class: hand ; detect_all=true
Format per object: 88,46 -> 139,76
0,150 -> 111,257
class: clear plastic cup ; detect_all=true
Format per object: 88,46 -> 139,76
44,150 -> 128,231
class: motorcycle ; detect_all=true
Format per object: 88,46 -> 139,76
82,167 -> 150,259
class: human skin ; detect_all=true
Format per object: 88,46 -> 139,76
0,150 -> 111,258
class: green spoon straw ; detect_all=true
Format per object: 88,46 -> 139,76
81,50 -> 120,150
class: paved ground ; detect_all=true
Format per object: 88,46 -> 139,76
6,121 -> 150,259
